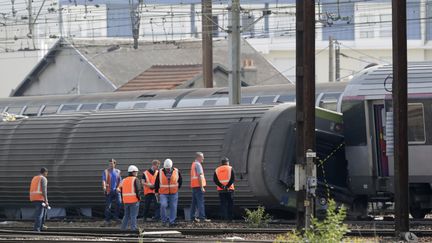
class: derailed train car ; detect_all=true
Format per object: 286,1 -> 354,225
343,62 -> 432,219
0,104 -> 348,216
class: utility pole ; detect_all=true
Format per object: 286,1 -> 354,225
392,0 -> 410,238
228,0 -> 241,105
191,4 -> 196,38
335,40 -> 340,82
202,0 -> 213,88
27,0 -> 35,49
58,1 -> 63,37
129,0 -> 142,49
295,0 -> 316,230
264,3 -> 270,37
329,36 -> 334,82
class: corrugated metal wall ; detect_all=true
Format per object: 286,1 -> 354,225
0,106 -> 274,208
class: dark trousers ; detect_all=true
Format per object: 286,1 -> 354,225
190,188 -> 206,219
218,191 -> 234,220
105,190 -> 121,222
143,193 -> 160,219
33,201 -> 47,232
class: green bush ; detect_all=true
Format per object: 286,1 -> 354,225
244,206 -> 272,227
274,199 -> 349,243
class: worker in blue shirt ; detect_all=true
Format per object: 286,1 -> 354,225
102,159 -> 122,225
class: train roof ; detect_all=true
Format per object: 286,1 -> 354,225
343,62 -> 432,100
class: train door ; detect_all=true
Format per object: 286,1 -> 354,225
372,104 -> 389,178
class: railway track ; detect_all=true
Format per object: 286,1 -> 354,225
1,226 -> 432,237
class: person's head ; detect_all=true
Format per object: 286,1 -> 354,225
40,167 -> 48,177
152,160 -> 161,170
164,159 -> 173,170
195,152 -> 204,163
128,165 -> 139,176
109,159 -> 117,169
221,157 -> 229,166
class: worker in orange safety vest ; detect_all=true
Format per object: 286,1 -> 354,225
117,165 -> 141,230
213,157 -> 235,220
190,152 -> 210,222
141,160 -> 161,221
154,159 -> 183,227
29,167 -> 49,232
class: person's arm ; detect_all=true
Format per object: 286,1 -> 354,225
154,173 -> 160,193
213,171 -> 224,188
225,168 -> 235,189
41,177 -> 48,204
196,163 -> 205,191
178,171 -> 182,189
117,169 -> 122,186
102,170 -> 107,193
134,178 -> 140,200
141,172 -> 146,187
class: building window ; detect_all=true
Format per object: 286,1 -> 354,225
358,15 -> 377,39
379,14 -> 392,38
41,105 -> 60,115
212,15 -> 219,37
23,106 -> 41,116
407,104 -> 425,143
242,14 -> 255,37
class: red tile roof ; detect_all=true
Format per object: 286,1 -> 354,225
116,64 -> 203,91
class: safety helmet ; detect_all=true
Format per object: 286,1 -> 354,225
128,165 -> 139,172
164,159 -> 173,169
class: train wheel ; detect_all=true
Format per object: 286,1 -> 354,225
410,207 -> 430,219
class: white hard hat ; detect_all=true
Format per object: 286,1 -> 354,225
128,165 -> 139,172
164,159 -> 173,169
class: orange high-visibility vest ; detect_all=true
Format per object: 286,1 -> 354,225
190,162 -> 206,188
29,175 -> 45,202
215,165 -> 235,191
143,170 -> 158,195
159,168 -> 179,194
118,176 -> 139,204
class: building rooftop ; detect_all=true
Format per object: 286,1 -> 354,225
116,64 -> 203,91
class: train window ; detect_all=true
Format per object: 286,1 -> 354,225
241,97 -> 254,104
278,95 -> 295,102
203,100 -> 217,106
255,96 -> 276,104
6,106 -> 23,114
41,105 -> 60,115
80,103 -> 98,111
99,103 -> 117,110
133,102 -> 147,109
318,93 -> 341,111
22,106 -> 41,116
60,104 -> 78,113
319,100 -> 338,111
407,104 -> 425,143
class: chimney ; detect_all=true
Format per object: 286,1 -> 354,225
242,59 -> 257,85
